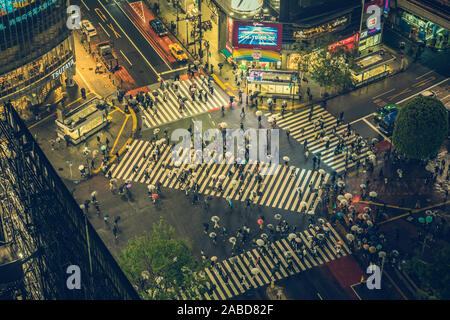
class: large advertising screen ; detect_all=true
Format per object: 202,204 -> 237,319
0,0 -> 36,17
233,21 -> 282,51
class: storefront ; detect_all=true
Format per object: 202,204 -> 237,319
358,28 -> 382,56
246,69 -> 299,98
399,10 -> 449,49
351,50 -> 394,86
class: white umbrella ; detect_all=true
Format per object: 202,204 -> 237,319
148,184 -> 155,191
219,122 -> 228,128
255,111 -> 263,117
346,233 -> 355,241
141,270 -> 150,280
340,199 -> 348,205
337,181 -> 345,187
323,136 -> 330,142
351,225 -> 359,232
371,138 -> 378,144
79,204 -> 85,210
78,165 -> 84,170
378,251 -> 386,258
267,224 -> 274,230
174,161 -> 181,167
226,195 -> 232,201
362,213 -> 370,220
369,191 -> 377,198
211,216 -> 220,223
318,218 -> 325,224
366,220 -> 373,227
256,239 -> 265,246
316,197 -> 322,203
153,128 -> 160,135
260,233 -> 268,240
231,179 -> 238,185
316,233 -> 325,240
274,214 -> 282,220
211,256 -> 218,262
337,195 -> 345,201
300,201 -> 308,208
369,154 -> 376,160
219,175 -> 226,181
318,169 -> 325,175
283,156 -> 290,162
360,184 -> 366,189
344,193 -> 353,200
251,268 -> 260,275
209,232 -> 217,238
307,210 -> 315,215
288,233 -> 297,241
229,237 -> 237,244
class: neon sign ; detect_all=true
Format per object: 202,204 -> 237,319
0,0 -> 58,31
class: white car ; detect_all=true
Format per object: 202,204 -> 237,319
81,20 -> 97,37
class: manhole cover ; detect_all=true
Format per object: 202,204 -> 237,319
58,168 -> 63,171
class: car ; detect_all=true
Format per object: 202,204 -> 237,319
81,20 -> 97,37
169,43 -> 188,62
374,104 -> 399,122
149,19 -> 168,37
379,108 -> 399,136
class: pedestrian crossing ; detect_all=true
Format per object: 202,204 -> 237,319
108,139 -> 329,214
188,222 -> 351,300
138,75 -> 230,129
266,105 -> 371,173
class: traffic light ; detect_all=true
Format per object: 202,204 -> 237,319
81,88 -> 86,99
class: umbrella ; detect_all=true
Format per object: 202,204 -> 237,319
231,179 -> 238,185
255,111 -> 262,117
425,210 -> 433,215
295,237 -> 302,243
219,175 -> 226,181
219,122 -> 228,128
362,213 -> 370,220
323,226 -> 329,232
78,165 -> 84,170
340,199 -> 348,205
317,233 -> 325,240
351,225 -> 359,232
229,237 -> 236,244
126,184 -> 132,189
316,197 -> 322,203
426,216 -> 433,224
364,207 -> 371,212
257,219 -> 264,225
376,244 -> 383,250
274,214 -> 282,220
300,201 -> 308,208
251,268 -> 260,275
318,218 -> 325,224
318,169 -> 325,175
152,193 -> 158,199
288,233 -> 297,241
371,138 -> 378,144
337,212 -> 343,217
369,191 -> 377,197
357,227 -> 363,234
148,184 -> 155,191
211,216 -> 220,223
344,193 -> 353,200
284,251 -> 292,258
378,251 -> 386,258
337,195 -> 345,201
80,204 -> 85,209
346,234 -> 355,241
369,154 -> 376,160
307,210 -> 315,215
174,161 -> 181,167
366,220 -> 373,227
323,136 -> 330,142
100,145 -> 107,151
369,246 -> 377,253
256,239 -> 265,246
363,244 -> 370,250
226,195 -> 232,201
225,151 -> 232,158
392,250 -> 399,256
360,184 -> 366,189
209,232 -> 217,238
267,224 -> 274,230
282,156 -> 290,162
261,233 -> 268,240
337,241 -> 344,246
153,128 -> 160,135
418,217 -> 425,224
337,181 -> 345,187
211,256 -> 218,262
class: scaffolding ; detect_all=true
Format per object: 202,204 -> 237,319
0,102 -> 140,300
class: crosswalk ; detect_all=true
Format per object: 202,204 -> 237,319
267,106 -> 371,173
138,75 -> 230,129
182,222 -> 351,300
109,139 -> 329,214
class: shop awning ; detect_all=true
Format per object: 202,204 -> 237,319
221,48 -> 232,59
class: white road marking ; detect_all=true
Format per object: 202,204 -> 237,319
99,22 -> 110,37
350,113 -> 376,125
120,50 -> 133,65
317,292 -> 323,300
415,70 -> 434,80
372,89 -> 395,100
160,66 -> 189,75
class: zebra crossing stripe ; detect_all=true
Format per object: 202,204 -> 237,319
280,239 -> 307,271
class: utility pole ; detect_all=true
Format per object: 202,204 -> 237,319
198,0 -> 203,59
357,0 -> 366,55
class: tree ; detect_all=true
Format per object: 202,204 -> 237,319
118,217 -> 210,299
403,243 -> 450,299
392,96 -> 448,160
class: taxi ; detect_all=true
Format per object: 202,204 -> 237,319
169,43 -> 188,62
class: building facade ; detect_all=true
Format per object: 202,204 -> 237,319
0,0 -> 76,120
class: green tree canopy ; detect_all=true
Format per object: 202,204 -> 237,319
118,217 -> 209,299
404,243 -> 450,299
392,95 -> 448,160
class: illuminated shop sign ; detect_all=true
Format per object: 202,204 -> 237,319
360,28 -> 381,39
231,0 -> 263,13
233,21 -> 282,51
0,0 -> 37,16
0,0 -> 58,30
293,15 -> 349,39
51,58 -> 74,80
328,34 -> 359,51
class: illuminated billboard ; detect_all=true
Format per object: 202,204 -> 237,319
233,21 -> 282,51
0,0 -> 36,16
